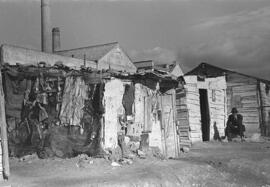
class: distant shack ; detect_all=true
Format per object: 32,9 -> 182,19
134,60 -> 227,145
186,62 -> 270,137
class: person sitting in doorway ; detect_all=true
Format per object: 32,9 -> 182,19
225,107 -> 245,141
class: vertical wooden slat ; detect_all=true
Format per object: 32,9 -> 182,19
171,90 -> 179,157
0,70 -> 9,178
159,96 -> 166,156
257,81 -> 265,135
160,92 -> 178,158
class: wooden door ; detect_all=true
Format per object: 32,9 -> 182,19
160,93 -> 178,158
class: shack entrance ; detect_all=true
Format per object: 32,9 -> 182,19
160,93 -> 178,158
142,88 -> 179,158
199,89 -> 210,141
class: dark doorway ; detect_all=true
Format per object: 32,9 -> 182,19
199,89 -> 210,141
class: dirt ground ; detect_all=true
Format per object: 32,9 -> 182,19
1,140 -> 270,187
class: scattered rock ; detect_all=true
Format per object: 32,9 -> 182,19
120,158 -> 133,165
54,149 -> 64,158
126,152 -> 136,159
76,159 -> 94,168
232,137 -> 242,142
76,154 -> 90,160
222,138 -> 228,143
128,141 -> 140,152
251,133 -> 264,142
19,153 -> 39,162
111,162 -> 121,167
137,149 -> 146,159
126,159 -> 133,165
108,146 -> 122,162
182,147 -> 190,153
150,147 -> 165,160
76,154 -> 94,168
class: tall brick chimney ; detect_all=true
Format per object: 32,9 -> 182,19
41,0 -> 52,53
52,27 -> 61,52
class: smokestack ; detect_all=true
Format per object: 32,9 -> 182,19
52,27 -> 61,52
41,0 -> 52,53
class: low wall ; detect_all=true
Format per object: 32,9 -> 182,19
1,44 -> 97,69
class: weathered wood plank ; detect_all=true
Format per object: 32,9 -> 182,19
0,70 -> 9,178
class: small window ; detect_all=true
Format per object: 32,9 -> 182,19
197,75 -> 205,82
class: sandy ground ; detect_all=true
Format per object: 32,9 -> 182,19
1,140 -> 270,187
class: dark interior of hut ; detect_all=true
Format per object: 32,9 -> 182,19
3,63 -> 105,159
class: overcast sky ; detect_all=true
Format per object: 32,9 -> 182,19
0,0 -> 270,79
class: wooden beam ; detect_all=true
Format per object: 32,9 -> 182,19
0,71 -> 9,178
257,80 -> 265,136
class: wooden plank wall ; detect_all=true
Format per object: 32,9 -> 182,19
185,81 -> 202,142
184,76 -> 227,143
226,73 -> 260,136
208,89 -> 226,138
260,82 -> 270,136
0,142 -> 2,180
175,87 -> 191,147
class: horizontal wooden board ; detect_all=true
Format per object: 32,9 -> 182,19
179,132 -> 189,137
179,137 -> 190,141
177,120 -> 189,127
190,131 -> 202,138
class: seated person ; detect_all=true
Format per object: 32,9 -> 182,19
225,107 -> 245,141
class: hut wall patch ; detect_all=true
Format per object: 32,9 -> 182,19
59,76 -> 89,126
103,79 -> 125,149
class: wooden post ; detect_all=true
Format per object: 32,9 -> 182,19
171,90 -> 179,158
95,60 -> 98,69
83,54 -> 86,67
0,71 -> 10,178
257,81 -> 265,136
160,95 -> 167,157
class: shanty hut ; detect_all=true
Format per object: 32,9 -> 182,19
133,60 -> 227,145
176,75 -> 227,144
55,45 -> 181,157
186,63 -> 270,137
102,70 -> 180,158
0,44 -> 182,179
0,44 -> 99,179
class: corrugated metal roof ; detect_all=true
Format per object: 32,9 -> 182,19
55,42 -> 118,61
